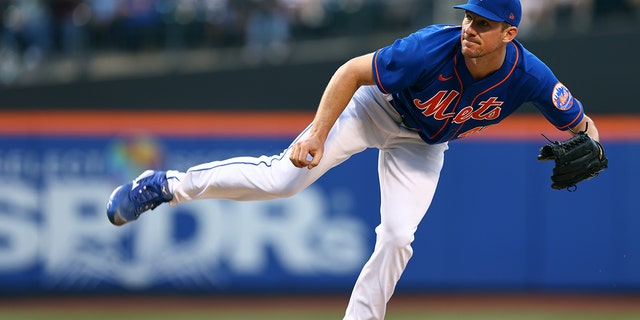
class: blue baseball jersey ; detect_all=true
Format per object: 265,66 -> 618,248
373,24 -> 584,144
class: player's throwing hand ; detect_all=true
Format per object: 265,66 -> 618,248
289,135 -> 324,169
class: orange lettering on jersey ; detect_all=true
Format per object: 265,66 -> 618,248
414,91 -> 503,125
414,90 -> 459,119
470,97 -> 502,121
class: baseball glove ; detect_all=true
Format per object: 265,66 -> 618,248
538,131 -> 608,191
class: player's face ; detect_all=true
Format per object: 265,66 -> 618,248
460,12 -> 513,59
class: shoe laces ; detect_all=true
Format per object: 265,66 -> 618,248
130,180 -> 167,216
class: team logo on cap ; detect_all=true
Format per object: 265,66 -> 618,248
552,82 -> 574,110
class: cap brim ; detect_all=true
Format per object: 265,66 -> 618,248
453,4 -> 504,23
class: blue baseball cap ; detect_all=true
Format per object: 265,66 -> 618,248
454,0 -> 522,27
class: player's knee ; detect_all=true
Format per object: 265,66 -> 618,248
266,180 -> 306,198
268,187 -> 298,198
377,227 -> 415,249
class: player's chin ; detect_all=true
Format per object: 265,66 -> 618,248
461,47 -> 482,58
460,42 -> 481,57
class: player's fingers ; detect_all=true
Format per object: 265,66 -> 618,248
307,149 -> 323,170
289,143 -> 309,168
288,145 -> 300,167
289,149 -> 302,168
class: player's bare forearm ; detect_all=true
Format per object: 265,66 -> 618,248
570,115 -> 600,141
309,53 -> 376,140
290,53 -> 375,169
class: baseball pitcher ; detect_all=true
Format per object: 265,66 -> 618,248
106,0 -> 607,319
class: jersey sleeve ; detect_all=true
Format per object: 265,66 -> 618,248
373,33 -> 426,94
527,59 -> 584,131
372,25 -> 458,95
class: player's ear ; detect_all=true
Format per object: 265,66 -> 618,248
502,25 -> 518,43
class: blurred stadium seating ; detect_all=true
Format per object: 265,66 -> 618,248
0,0 -> 638,91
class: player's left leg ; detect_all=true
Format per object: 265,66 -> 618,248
343,136 -> 448,320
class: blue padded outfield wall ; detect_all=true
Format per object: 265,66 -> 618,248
0,114 -> 638,295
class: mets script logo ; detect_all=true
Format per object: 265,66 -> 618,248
552,82 -> 574,110
414,90 -> 502,124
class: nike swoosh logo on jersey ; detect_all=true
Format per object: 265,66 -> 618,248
438,74 -> 453,81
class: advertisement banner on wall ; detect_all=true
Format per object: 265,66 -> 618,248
0,113 -> 638,294
0,134 -> 380,294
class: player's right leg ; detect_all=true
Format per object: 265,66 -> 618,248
105,132 -> 330,226
106,86 -> 384,226
167,126 -> 334,204
106,130 -> 357,226
166,105 -> 372,204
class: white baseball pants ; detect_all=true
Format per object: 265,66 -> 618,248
166,85 -> 448,320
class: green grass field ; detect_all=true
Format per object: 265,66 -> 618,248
2,294 -> 639,320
